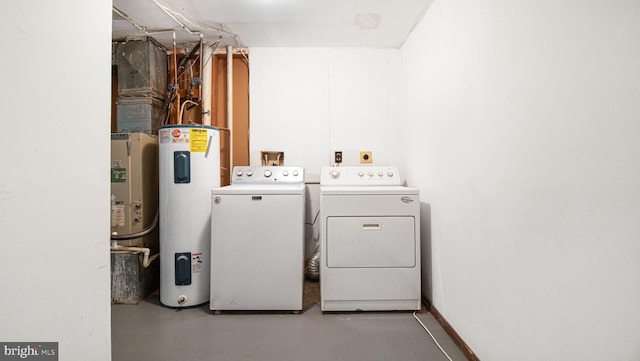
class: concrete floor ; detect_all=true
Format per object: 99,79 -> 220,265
111,282 -> 467,361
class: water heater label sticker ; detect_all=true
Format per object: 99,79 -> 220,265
190,129 -> 208,152
160,128 -> 190,143
172,129 -> 189,143
192,253 -> 203,273
159,129 -> 171,143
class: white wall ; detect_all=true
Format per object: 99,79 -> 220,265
401,0 -> 640,360
0,1 -> 112,359
328,49 -> 401,169
249,48 -> 331,179
249,47 -> 400,179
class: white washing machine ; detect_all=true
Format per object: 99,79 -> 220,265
320,166 -> 421,311
210,166 -> 305,311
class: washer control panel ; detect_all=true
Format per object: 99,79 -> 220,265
320,166 -> 402,186
231,166 -> 305,184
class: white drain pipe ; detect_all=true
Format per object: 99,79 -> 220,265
202,43 -> 213,126
227,45 -> 234,168
111,241 -> 159,268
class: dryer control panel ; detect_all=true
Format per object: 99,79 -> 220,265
231,166 -> 305,184
320,166 -> 402,186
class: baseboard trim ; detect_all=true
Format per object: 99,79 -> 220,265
423,298 -> 481,361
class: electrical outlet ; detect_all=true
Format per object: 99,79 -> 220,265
360,151 -> 372,164
334,151 -> 343,164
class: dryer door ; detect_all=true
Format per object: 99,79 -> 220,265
326,216 -> 416,268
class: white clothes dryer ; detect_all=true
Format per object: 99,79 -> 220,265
210,166 -> 305,312
320,166 -> 421,311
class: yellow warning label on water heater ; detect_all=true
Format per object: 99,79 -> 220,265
190,128 -> 208,153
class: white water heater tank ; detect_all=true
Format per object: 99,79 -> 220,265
158,125 -> 220,307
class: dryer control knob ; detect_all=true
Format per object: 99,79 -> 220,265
293,170 -> 299,176
387,171 -> 394,177
368,172 -> 374,177
236,170 -> 243,176
378,172 -> 384,177
331,170 -> 340,179
247,171 -> 253,176
264,170 -> 272,178
358,172 -> 364,177
283,170 -> 289,176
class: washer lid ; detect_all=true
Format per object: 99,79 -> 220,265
213,183 -> 305,195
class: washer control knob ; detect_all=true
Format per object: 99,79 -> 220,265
236,170 -> 243,176
293,170 -> 299,176
247,171 -> 253,176
387,171 -> 394,177
283,170 -> 289,176
358,172 -> 364,177
378,172 -> 384,177
368,172 -> 374,177
331,170 -> 340,179
264,170 -> 272,178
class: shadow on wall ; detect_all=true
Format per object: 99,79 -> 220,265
304,184 -> 321,260
420,202 -> 432,303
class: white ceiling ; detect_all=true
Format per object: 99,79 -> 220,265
112,0 -> 434,49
